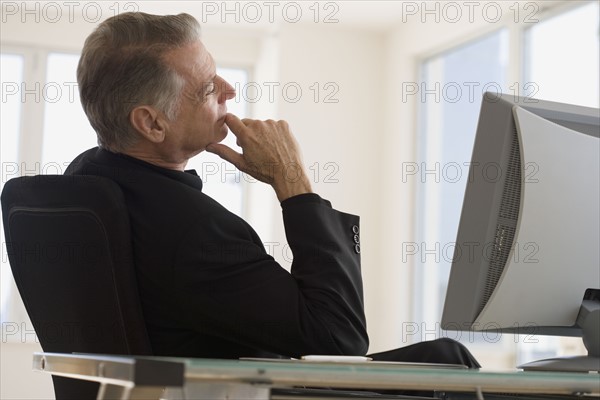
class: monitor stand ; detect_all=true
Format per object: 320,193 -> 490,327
519,299 -> 600,373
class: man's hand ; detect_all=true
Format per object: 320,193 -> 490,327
206,113 -> 313,202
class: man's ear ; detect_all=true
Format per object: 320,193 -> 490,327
130,106 -> 167,143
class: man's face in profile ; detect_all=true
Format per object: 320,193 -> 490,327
161,40 -> 236,159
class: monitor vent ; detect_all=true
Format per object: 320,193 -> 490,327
478,127 -> 522,316
499,135 -> 522,220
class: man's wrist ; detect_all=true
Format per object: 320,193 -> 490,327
273,176 -> 313,202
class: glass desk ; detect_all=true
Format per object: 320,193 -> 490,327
32,352 -> 600,400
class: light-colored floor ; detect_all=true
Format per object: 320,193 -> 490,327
1,341 -> 54,400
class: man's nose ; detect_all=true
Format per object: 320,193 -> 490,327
219,78 -> 236,102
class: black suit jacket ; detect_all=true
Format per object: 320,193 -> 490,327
66,148 -> 368,358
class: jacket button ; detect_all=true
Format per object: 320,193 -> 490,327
352,225 -> 359,234
353,234 -> 360,244
354,244 -> 361,254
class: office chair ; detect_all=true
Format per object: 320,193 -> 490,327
1,175 -> 152,400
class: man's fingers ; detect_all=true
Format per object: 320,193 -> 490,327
224,113 -> 248,138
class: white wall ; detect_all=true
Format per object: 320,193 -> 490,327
274,23 -> 386,350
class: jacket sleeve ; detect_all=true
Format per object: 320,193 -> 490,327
170,193 -> 369,358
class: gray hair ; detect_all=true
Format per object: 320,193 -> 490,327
77,12 -> 201,152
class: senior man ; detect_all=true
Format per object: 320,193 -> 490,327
68,11 -> 368,359
67,11 -> 479,370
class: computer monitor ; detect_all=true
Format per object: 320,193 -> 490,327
441,92 -> 600,372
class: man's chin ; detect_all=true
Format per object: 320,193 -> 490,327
214,126 -> 229,143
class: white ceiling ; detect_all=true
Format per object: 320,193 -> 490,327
123,0 -> 563,32
32,1 -> 412,33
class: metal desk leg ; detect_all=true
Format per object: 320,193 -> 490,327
180,382 -> 270,400
97,384 -> 166,400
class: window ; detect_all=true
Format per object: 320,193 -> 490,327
1,53 -> 25,323
41,52 -> 96,169
415,2 -> 599,367
524,2 -> 599,108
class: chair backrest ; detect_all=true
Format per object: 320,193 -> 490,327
1,175 -> 152,399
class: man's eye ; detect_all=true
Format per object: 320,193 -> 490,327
204,82 -> 216,95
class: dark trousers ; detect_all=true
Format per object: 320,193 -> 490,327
368,338 -> 481,368
367,338 -> 481,397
